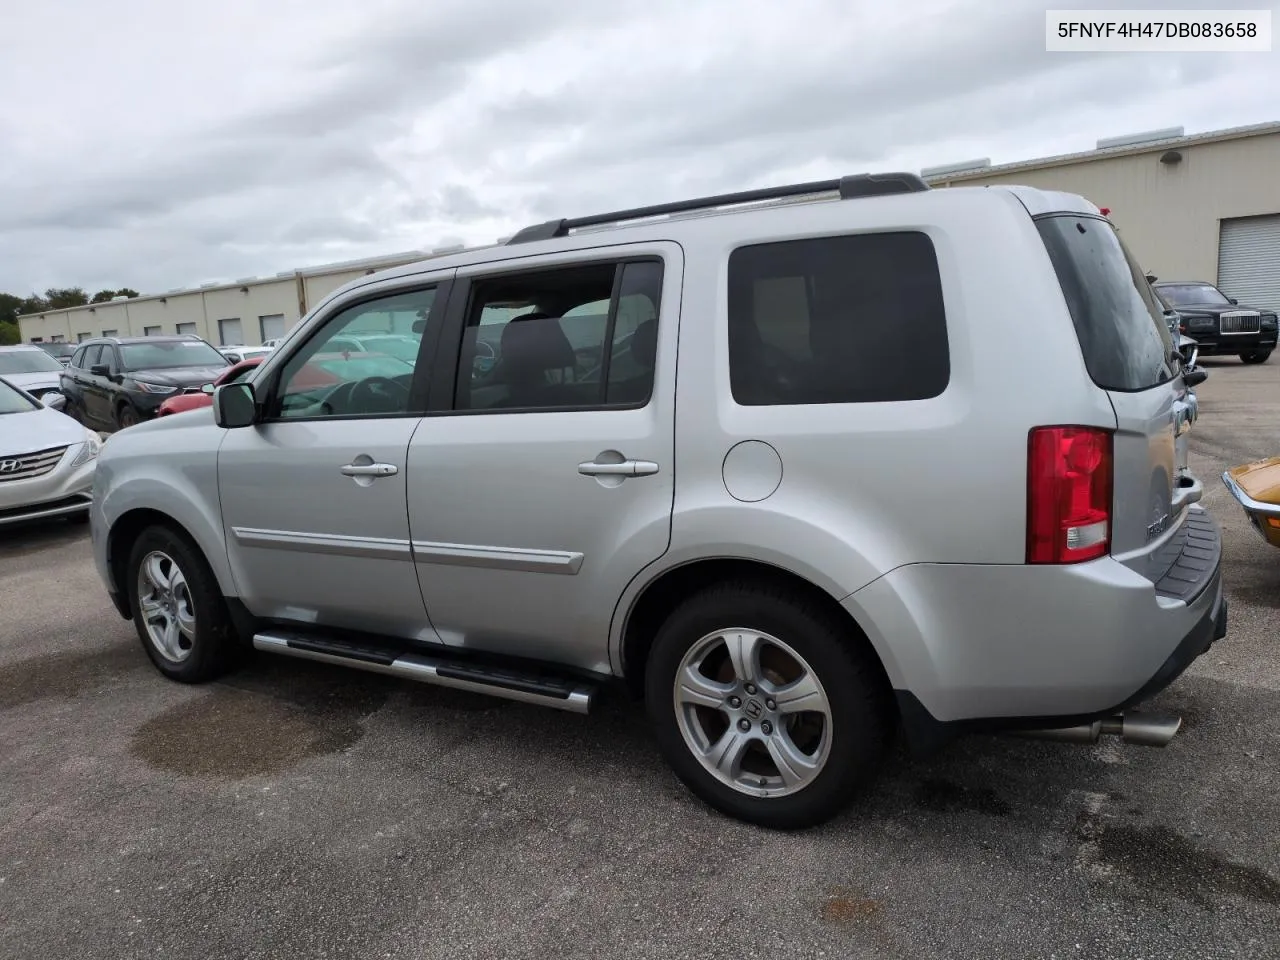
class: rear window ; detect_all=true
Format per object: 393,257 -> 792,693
1036,215 -> 1174,392
727,231 -> 950,405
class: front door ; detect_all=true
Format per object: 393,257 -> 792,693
217,277 -> 451,640
84,344 -> 115,428
407,246 -> 679,673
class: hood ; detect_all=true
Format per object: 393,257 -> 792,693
1,371 -> 63,394
127,366 -> 231,388
0,404 -> 90,456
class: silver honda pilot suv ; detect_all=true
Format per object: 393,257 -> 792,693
90,173 -> 1225,829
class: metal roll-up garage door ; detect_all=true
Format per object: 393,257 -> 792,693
1218,214 -> 1280,315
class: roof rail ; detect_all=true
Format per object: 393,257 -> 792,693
505,172 -> 930,245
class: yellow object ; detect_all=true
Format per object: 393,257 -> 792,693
1227,457 -> 1280,547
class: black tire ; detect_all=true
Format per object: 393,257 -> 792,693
116,403 -> 140,429
645,581 -> 893,830
1240,350 -> 1272,365
126,524 -> 240,683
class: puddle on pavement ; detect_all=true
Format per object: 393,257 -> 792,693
914,777 -> 1011,817
0,644 -> 142,710
130,666 -> 390,778
820,887 -> 884,924
1079,816 -> 1280,907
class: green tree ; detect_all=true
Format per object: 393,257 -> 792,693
0,293 -> 23,326
89,287 -> 140,303
0,320 -> 20,346
43,287 -> 89,309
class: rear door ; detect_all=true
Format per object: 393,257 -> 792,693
1035,214 -> 1195,583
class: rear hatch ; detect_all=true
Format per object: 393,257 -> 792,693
1035,213 -> 1199,582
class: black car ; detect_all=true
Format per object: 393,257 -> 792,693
35,342 -> 78,366
59,335 -> 231,431
1153,280 -> 1278,364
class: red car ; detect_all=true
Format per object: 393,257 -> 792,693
157,357 -> 265,416
156,351 -> 409,416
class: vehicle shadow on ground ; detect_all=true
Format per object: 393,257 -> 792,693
0,519 -> 88,556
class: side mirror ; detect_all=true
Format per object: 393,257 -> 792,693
213,382 -> 257,428
90,363 -> 110,377
1184,369 -> 1208,388
1229,298 -> 1239,305
201,383 -> 216,395
44,392 -> 67,411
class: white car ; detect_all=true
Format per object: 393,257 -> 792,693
218,345 -> 274,364
0,344 -> 71,406
0,376 -> 102,526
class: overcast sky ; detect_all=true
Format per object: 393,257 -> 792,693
1,0 -> 1277,296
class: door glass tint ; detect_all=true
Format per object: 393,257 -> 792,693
1035,215 -> 1174,392
457,259 -> 663,411
727,231 -> 949,405
82,345 -> 103,369
269,287 -> 435,420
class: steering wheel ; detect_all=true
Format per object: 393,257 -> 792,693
348,376 -> 410,414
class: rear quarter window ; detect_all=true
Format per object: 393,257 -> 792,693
1035,215 -> 1174,392
727,231 -> 950,405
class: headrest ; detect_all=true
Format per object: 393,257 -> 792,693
500,312 -> 574,373
629,318 -> 658,369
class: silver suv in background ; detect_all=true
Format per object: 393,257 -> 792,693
89,174 -> 1225,828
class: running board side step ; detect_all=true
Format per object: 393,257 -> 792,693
1011,711 -> 1182,747
253,630 -> 596,714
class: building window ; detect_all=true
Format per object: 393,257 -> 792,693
176,322 -> 197,336
727,231 -> 950,406
259,314 -> 286,342
143,325 -> 162,336
77,332 -> 91,342
102,329 -> 118,338
50,335 -> 66,342
217,318 -> 243,345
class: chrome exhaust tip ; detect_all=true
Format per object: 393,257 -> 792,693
1012,711 -> 1182,748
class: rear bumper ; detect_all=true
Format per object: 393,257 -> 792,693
847,506 -> 1226,753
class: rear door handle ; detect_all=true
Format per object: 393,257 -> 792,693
578,459 -> 659,477
340,462 -> 398,478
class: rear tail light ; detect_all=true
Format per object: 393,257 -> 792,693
1027,426 -> 1113,564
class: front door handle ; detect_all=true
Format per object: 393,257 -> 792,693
340,462 -> 398,478
578,459 -> 659,477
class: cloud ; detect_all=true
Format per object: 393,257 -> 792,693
0,0 -> 1277,295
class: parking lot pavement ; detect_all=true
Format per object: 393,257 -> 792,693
2,359 -> 1278,960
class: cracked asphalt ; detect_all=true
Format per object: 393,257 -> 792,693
2,358 -> 1278,959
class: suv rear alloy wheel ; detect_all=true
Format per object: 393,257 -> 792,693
126,526 -> 241,683
116,404 -> 139,429
645,582 -> 892,829
1240,349 -> 1272,365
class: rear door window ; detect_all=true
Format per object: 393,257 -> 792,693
1035,215 -> 1174,392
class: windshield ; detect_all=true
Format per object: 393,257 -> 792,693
120,340 -> 229,371
37,342 -> 76,358
1157,283 -> 1231,307
0,378 -> 39,414
0,350 -> 66,375
1036,214 -> 1174,393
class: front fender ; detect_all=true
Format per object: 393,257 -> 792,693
93,416 -> 233,600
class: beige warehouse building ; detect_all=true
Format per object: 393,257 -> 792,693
19,120 -> 1280,345
17,246 -> 477,347
924,121 -> 1280,314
